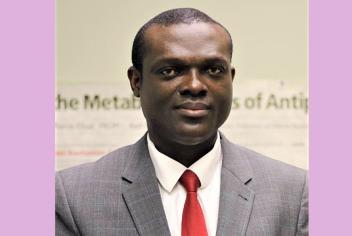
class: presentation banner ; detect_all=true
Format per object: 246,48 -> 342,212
56,78 -> 307,170
56,0 -> 307,170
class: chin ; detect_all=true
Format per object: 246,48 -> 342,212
173,129 -> 216,146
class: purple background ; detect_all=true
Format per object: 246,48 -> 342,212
310,0 -> 352,235
0,0 -> 55,235
0,0 -> 352,235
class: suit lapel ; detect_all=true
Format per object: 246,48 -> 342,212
216,134 -> 255,236
121,135 -> 171,236
120,133 -> 255,236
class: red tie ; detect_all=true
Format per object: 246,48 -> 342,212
179,170 -> 208,236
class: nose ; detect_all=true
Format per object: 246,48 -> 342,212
178,69 -> 207,97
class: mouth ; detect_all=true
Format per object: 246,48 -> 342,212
174,102 -> 210,118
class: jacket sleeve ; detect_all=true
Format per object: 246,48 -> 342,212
56,173 -> 80,236
296,173 -> 309,236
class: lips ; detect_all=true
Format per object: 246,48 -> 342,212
175,102 -> 210,117
176,102 -> 210,110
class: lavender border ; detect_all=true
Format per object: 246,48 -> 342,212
1,0 -> 352,234
310,0 -> 352,235
0,0 -> 55,234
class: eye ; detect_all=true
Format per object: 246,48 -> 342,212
160,67 -> 178,77
206,66 -> 224,75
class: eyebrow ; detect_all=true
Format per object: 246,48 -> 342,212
150,56 -> 230,71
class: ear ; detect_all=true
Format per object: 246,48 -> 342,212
231,67 -> 235,82
128,66 -> 142,97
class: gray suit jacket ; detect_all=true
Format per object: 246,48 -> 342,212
56,134 -> 308,236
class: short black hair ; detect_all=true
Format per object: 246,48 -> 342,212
131,8 -> 233,72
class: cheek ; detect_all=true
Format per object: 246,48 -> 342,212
140,84 -> 174,115
213,85 -> 233,119
215,83 -> 233,104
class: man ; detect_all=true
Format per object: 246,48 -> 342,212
56,8 -> 308,236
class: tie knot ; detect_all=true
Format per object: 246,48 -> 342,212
180,170 -> 200,192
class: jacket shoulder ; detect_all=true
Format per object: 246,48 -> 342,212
56,144 -> 134,184
221,136 -> 307,198
230,141 -> 306,181
55,142 -> 143,235
226,142 -> 308,234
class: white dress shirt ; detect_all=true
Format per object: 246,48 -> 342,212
147,133 -> 222,236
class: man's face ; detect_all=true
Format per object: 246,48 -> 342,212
129,22 -> 234,146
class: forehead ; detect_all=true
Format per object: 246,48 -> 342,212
143,23 -> 232,65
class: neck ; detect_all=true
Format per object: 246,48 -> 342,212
149,132 -> 218,167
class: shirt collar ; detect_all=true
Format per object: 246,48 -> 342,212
147,133 -> 222,193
